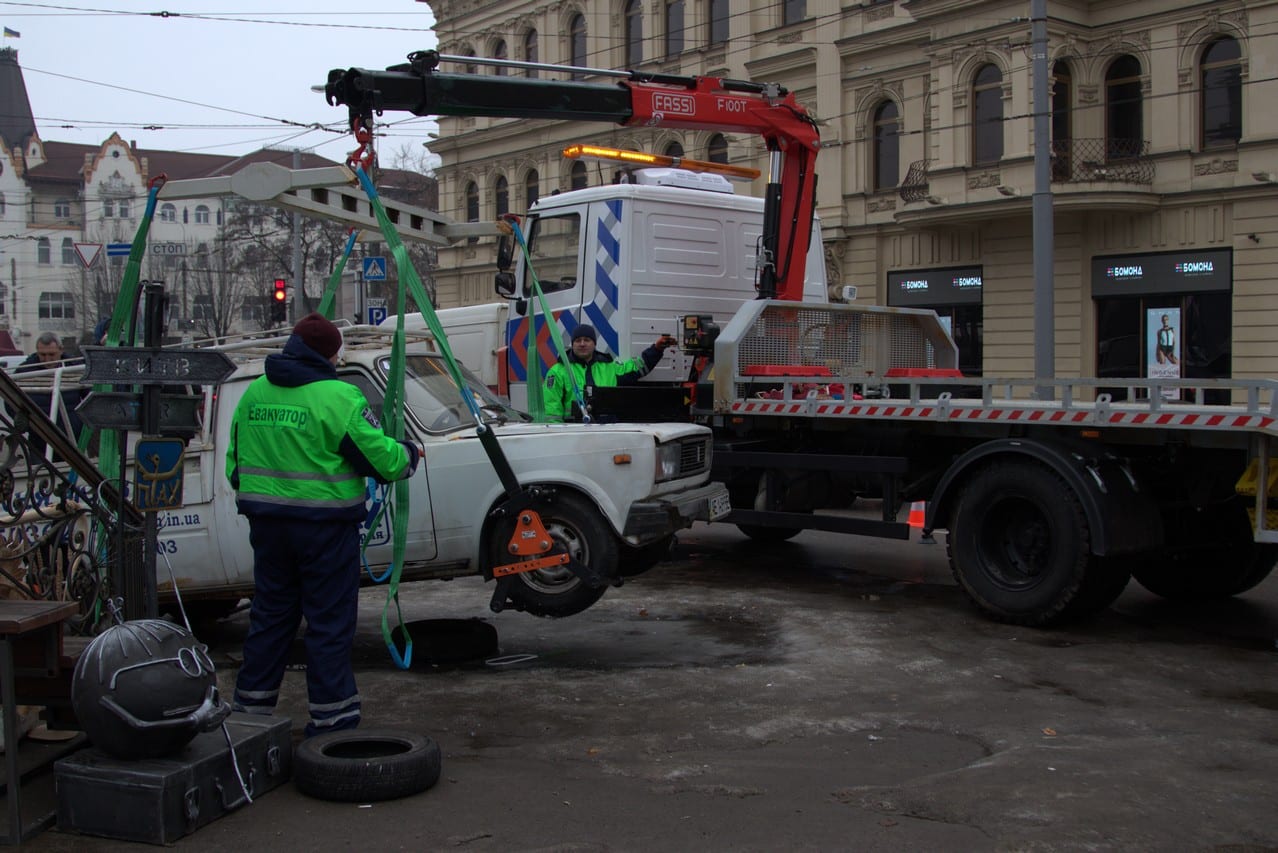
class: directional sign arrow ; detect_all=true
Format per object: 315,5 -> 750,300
77,392 -> 203,432
82,347 -> 236,386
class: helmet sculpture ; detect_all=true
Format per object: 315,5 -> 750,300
72,619 -> 231,759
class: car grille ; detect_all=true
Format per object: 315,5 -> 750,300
678,437 -> 710,476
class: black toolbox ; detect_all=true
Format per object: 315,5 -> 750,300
54,713 -> 292,845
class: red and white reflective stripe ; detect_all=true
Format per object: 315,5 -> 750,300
730,400 -> 1277,432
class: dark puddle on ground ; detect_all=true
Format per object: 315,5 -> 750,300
350,609 -> 782,673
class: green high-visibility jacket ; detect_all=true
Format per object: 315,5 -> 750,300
228,352 -> 415,522
544,349 -> 658,422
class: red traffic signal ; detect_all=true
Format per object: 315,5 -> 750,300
272,278 -> 287,302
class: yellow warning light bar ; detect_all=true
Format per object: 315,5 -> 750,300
562,144 -> 761,181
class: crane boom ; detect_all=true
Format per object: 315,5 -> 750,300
325,50 -> 822,301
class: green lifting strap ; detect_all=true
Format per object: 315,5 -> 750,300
353,165 -> 492,670
316,230 -> 358,321
499,217 -> 585,423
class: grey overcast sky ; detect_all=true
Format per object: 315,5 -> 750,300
2,1 -> 440,161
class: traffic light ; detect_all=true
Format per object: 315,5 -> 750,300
271,278 -> 287,324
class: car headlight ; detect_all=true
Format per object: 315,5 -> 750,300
655,441 -> 682,483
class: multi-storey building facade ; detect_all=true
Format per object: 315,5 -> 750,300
425,0 -> 1278,383
0,48 -> 438,355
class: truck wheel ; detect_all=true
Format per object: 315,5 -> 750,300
1060,556 -> 1131,620
735,524 -> 801,543
1132,500 -> 1278,600
947,461 -> 1091,626
498,493 -> 617,618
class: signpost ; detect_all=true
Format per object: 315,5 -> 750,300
77,392 -> 203,433
82,347 -> 236,386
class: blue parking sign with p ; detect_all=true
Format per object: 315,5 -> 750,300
363,257 -> 387,281
368,306 -> 388,325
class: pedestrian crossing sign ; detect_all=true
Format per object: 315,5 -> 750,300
363,256 -> 388,281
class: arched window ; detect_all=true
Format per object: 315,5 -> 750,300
708,0 -> 727,44
1201,36 -> 1242,149
1106,55 -> 1143,161
665,0 -> 684,59
465,181 -> 479,244
624,0 -> 643,67
195,204 -> 210,224
524,30 -> 539,79
61,237 -> 74,265
570,14 -> 587,79
783,0 -> 805,27
160,202 -> 177,222
664,140 -> 684,159
570,161 -> 588,190
37,237 -> 50,264
493,39 -> 508,76
495,175 -> 509,218
872,101 -> 900,191
707,134 -> 728,164
525,170 -> 540,207
972,64 -> 1003,165
460,45 -> 478,75
1051,60 -> 1073,180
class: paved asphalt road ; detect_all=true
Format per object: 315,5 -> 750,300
21,520 -> 1278,851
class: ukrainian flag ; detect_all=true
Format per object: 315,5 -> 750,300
2,28 -> 19,38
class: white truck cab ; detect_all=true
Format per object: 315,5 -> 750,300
497,168 -> 829,408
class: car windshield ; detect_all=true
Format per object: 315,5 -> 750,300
377,354 -> 529,433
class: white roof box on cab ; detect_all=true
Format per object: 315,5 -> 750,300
632,168 -> 736,193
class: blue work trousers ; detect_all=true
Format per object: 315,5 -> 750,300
233,518 -> 362,737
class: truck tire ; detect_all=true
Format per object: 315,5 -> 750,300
294,729 -> 441,802
498,493 -> 617,618
735,524 -> 802,543
947,461 -> 1091,626
1132,500 -> 1278,600
1061,556 -> 1131,620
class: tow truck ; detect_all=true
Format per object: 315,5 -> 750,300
330,52 -> 1276,626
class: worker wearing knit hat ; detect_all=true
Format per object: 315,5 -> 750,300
228,310 -> 420,737
543,322 -> 677,422
293,312 -> 344,361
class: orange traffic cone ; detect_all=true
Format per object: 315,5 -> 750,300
908,501 -> 935,544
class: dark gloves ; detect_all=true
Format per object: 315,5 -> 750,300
402,441 -> 422,476
653,335 -> 677,352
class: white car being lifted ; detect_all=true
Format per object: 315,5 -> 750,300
9,326 -> 729,621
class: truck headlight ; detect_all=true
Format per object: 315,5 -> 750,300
655,442 -> 682,482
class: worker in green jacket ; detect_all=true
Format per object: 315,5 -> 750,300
544,323 -> 674,422
228,312 -> 419,738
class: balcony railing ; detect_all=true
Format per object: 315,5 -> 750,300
898,160 -> 931,203
1051,138 -> 1153,184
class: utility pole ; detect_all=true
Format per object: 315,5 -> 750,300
1031,0 -> 1055,399
292,149 -> 304,322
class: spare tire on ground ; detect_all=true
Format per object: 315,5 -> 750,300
293,728 -> 441,802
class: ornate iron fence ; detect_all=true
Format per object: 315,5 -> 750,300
0,368 -> 143,633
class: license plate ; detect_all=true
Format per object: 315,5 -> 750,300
709,491 -> 731,520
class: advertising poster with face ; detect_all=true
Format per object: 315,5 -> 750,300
1147,307 -> 1181,397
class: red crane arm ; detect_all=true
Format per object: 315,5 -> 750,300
326,50 -> 822,300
